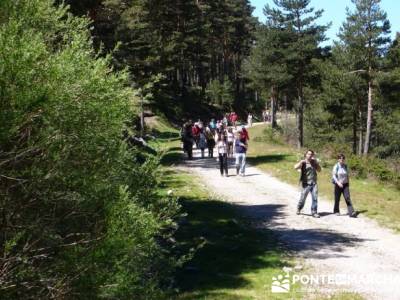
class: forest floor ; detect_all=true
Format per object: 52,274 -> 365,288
174,124 -> 400,300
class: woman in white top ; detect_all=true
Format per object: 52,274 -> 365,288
332,154 -> 357,217
247,113 -> 253,127
216,132 -> 228,177
226,127 -> 235,157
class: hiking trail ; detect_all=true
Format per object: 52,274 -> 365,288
177,134 -> 400,299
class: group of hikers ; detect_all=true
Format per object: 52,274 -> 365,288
180,113 -> 357,219
180,113 -> 250,177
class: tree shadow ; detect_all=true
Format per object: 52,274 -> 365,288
175,199 -> 288,295
160,147 -> 184,166
356,209 -> 368,215
318,212 -> 334,217
151,129 -> 180,140
174,196 -> 372,297
247,154 -> 289,165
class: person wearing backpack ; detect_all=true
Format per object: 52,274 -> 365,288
205,127 -> 216,158
294,149 -> 321,218
234,132 -> 248,176
198,129 -> 207,158
182,123 -> 193,159
332,154 -> 357,218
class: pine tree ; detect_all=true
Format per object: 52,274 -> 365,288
338,0 -> 390,155
262,0 -> 328,147
244,24 -> 292,128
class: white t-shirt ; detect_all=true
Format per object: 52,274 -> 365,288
227,132 -> 234,143
217,140 -> 227,154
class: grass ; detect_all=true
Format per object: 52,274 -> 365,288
247,124 -> 400,232
150,117 -> 365,299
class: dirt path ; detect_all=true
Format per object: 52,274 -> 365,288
178,146 -> 400,299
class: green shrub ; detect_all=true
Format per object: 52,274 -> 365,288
321,142 -> 353,160
346,154 -> 399,184
0,1 -> 181,298
346,155 -> 368,179
253,126 -> 284,145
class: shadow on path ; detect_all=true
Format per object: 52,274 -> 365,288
247,153 -> 291,165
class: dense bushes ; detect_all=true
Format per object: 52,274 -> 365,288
0,1 -> 181,298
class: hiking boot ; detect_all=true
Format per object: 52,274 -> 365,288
334,212 -> 340,216
312,213 -> 320,218
296,209 -> 301,215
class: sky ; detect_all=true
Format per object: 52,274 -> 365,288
250,0 -> 400,45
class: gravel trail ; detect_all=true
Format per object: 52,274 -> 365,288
179,146 -> 400,299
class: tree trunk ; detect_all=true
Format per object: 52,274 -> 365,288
271,86 -> 277,128
140,96 -> 144,137
358,97 -> 363,155
352,105 -> 357,154
363,77 -> 373,155
284,94 -> 288,123
297,86 -> 304,149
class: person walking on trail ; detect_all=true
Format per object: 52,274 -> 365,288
198,129 -> 207,158
216,132 -> 228,177
222,115 -> 228,127
231,112 -> 238,129
226,127 -> 235,157
182,123 -> 194,159
240,125 -> 250,141
262,110 -> 267,123
209,119 -> 216,132
247,113 -> 253,127
332,154 -> 357,218
216,120 -> 222,132
294,149 -> 321,218
205,127 -> 215,158
192,122 -> 200,148
234,132 -> 247,176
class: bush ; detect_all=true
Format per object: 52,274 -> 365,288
346,155 -> 368,179
346,154 -> 399,184
321,142 -> 353,160
253,127 -> 284,145
0,1 -> 181,298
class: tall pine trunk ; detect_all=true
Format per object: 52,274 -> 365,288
297,85 -> 304,149
358,97 -> 363,155
270,86 -> 277,128
363,76 -> 373,155
352,107 -> 357,154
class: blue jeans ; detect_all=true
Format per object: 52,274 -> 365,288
297,183 -> 318,213
235,153 -> 246,175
